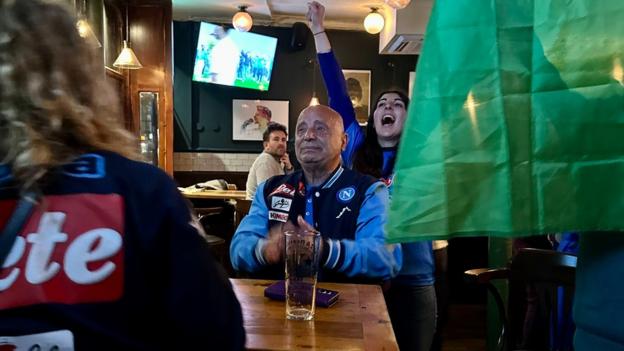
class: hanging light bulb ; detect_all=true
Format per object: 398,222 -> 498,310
114,40 -> 143,69
75,0 -> 101,48
364,8 -> 384,34
384,0 -> 412,9
232,6 -> 253,32
114,4 -> 142,69
309,59 -> 319,106
309,94 -> 320,106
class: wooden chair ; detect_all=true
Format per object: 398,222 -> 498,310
464,248 -> 577,351
234,199 -> 252,229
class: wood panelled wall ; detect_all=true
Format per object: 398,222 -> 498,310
128,2 -> 174,174
83,0 -> 174,174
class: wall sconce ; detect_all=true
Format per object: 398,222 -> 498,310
385,0 -> 412,9
232,5 -> 253,32
75,0 -> 101,48
113,4 -> 143,69
364,8 -> 384,34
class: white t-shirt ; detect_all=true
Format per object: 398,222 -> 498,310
246,152 -> 284,200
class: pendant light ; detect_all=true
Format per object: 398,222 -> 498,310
113,4 -> 143,69
384,0 -> 412,9
76,0 -> 101,48
309,95 -> 320,106
364,8 -> 385,34
309,59 -> 319,106
232,5 -> 253,32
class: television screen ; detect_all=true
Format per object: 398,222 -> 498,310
192,22 -> 278,91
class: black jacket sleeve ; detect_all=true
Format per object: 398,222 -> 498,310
161,180 -> 246,350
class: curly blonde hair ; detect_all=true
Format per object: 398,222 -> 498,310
0,0 -> 137,194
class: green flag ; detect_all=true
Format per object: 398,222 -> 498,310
388,0 -> 624,242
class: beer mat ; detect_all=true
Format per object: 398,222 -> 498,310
264,280 -> 340,308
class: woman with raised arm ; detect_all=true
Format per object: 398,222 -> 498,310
306,2 -> 436,350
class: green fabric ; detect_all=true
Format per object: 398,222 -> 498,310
388,0 -> 624,242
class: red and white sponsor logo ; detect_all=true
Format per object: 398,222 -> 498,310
0,194 -> 124,310
269,184 -> 295,197
268,211 -> 289,223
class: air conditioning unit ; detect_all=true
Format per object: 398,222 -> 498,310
379,0 -> 433,55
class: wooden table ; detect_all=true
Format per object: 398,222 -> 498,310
181,189 -> 247,201
231,279 -> 398,351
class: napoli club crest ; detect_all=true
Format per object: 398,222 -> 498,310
337,187 -> 356,203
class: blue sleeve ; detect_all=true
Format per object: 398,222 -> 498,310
229,182 -> 270,272
322,182 -> 402,280
318,51 -> 364,168
343,122 -> 365,168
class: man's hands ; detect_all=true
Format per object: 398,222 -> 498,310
306,1 -> 325,34
294,215 -> 316,232
262,216 -> 318,264
281,152 -> 293,172
263,223 -> 285,264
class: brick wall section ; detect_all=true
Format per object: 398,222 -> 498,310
174,152 -> 258,172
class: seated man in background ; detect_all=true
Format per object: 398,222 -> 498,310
231,105 -> 401,282
246,122 -> 293,199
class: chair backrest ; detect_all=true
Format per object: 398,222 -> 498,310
509,248 -> 576,285
507,248 -> 577,351
234,199 -> 252,229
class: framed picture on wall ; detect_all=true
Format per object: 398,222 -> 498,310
232,99 -> 289,141
342,69 -> 371,125
408,71 -> 416,99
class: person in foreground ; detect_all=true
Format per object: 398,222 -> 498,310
246,122 -> 294,199
307,2 -> 436,350
0,1 -> 244,349
230,105 -> 401,282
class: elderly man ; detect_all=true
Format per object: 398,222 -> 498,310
230,105 -> 401,282
246,122 -> 293,199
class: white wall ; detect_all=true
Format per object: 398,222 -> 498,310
174,152 -> 258,172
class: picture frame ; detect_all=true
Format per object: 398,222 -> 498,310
138,92 -> 159,165
232,99 -> 289,141
342,69 -> 371,125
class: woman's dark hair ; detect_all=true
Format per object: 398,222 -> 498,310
352,90 -> 410,179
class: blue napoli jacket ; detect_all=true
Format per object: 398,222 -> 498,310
318,51 -> 434,286
230,166 -> 402,282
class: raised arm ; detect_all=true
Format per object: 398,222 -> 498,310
307,1 -> 364,167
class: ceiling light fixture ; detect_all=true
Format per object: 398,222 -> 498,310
364,8 -> 384,35
113,3 -> 143,70
384,0 -> 412,9
232,5 -> 253,32
309,59 -> 319,106
75,0 -> 101,48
